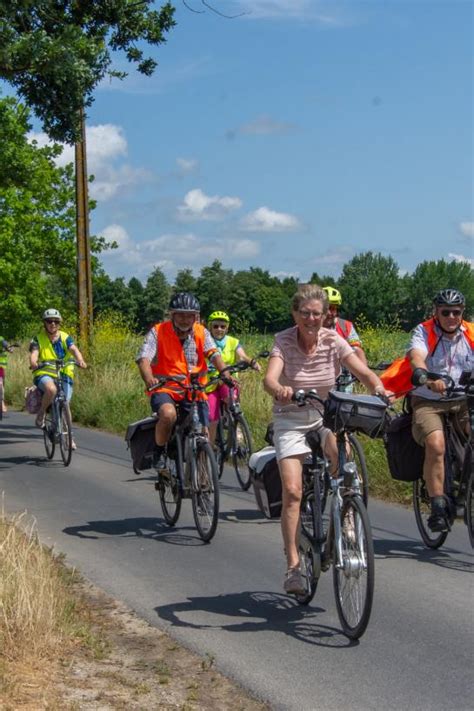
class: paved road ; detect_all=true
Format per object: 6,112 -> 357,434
1,411 -> 473,710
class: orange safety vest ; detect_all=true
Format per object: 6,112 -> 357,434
380,319 -> 474,397
149,320 -> 208,401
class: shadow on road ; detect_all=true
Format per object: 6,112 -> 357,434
63,516 -> 207,546
155,591 -> 356,648
374,537 -> 473,573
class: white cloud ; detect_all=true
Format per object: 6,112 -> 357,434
176,158 -> 198,175
99,225 -> 259,278
177,188 -> 242,221
448,252 -> 474,268
28,124 -> 151,201
227,114 -> 296,139
240,206 -> 301,232
312,246 -> 354,267
233,0 -> 346,24
459,222 -> 474,239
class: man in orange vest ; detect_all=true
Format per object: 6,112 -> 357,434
407,289 -> 473,532
136,292 -> 231,468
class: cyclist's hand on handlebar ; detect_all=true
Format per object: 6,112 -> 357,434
426,378 -> 447,394
222,375 -> 238,388
274,385 -> 293,404
145,376 -> 159,390
77,359 -> 87,369
250,358 -> 262,373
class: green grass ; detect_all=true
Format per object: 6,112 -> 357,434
5,317 -> 411,503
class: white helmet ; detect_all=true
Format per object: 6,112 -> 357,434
42,308 -> 62,321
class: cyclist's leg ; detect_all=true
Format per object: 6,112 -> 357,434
207,389 -> 221,444
197,399 -> 210,437
150,392 -> 178,465
321,428 -> 338,476
412,399 -> 449,530
35,375 -> 57,426
279,454 -> 306,570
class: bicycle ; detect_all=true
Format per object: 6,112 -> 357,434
410,368 -> 474,549
34,359 -> 79,466
214,350 -> 269,490
291,387 -> 387,639
0,343 -> 20,421
149,372 -> 220,543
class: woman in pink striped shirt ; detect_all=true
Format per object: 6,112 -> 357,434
264,284 -> 387,596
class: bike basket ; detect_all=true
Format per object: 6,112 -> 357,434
125,416 -> 157,472
384,412 -> 424,482
24,385 -> 42,415
249,446 -> 282,519
323,391 -> 387,438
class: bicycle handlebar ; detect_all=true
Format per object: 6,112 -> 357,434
292,388 -> 325,407
411,368 -> 455,393
219,350 -> 270,377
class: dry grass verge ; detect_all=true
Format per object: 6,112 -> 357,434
0,508 -> 269,710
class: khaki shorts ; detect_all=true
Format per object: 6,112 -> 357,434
273,407 -> 331,461
411,397 -> 469,446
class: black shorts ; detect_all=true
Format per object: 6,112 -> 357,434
150,392 -> 209,427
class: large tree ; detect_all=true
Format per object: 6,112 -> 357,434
0,1 -> 175,142
0,97 -> 106,337
338,252 -> 402,326
404,259 -> 474,327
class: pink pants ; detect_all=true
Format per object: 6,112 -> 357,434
207,383 -> 238,422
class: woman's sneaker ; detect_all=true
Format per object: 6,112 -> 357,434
284,566 -> 305,596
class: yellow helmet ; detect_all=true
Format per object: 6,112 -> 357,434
323,286 -> 342,306
208,310 -> 230,323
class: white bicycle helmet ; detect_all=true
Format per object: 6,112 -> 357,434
42,308 -> 62,321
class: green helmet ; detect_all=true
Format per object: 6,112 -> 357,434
208,310 -> 230,323
323,286 -> 342,306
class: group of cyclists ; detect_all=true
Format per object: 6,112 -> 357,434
5,285 -> 471,593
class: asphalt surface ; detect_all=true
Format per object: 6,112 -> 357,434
1,411 -> 473,711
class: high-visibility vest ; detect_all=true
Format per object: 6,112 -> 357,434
0,338 -> 8,367
206,334 -> 239,393
33,331 -> 75,380
380,319 -> 474,396
149,320 -> 208,401
336,318 -> 351,340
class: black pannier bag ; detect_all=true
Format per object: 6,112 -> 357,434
125,416 -> 157,472
264,421 -> 274,446
249,446 -> 282,519
384,412 -> 424,482
324,390 -> 387,438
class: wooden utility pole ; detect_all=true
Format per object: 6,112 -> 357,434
75,108 -> 93,351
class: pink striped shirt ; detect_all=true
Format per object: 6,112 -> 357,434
270,325 -> 353,412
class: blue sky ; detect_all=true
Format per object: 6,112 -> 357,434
28,0 -> 474,282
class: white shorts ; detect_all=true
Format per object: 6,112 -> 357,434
273,407 -> 331,461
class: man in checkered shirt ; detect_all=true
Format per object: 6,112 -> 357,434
136,292 -> 231,468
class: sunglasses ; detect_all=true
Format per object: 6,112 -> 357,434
440,309 -> 463,317
211,324 -> 228,329
298,309 -> 323,319
45,319 -> 60,324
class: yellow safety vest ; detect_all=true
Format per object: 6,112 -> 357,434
33,331 -> 75,381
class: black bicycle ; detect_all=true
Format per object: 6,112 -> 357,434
214,350 -> 269,490
411,368 -> 474,549
292,388 -> 387,639
0,343 -> 20,421
150,373 -> 220,543
34,359 -> 79,467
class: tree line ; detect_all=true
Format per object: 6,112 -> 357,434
0,95 -> 472,339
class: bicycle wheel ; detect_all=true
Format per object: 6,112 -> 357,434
232,415 -> 253,490
347,434 -> 369,508
43,409 -> 55,459
158,440 -> 183,526
191,439 -> 219,542
295,530 -> 319,605
0,378 -> 3,421
413,478 -> 448,549
465,464 -> 474,548
58,403 -> 73,467
333,496 -> 374,639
